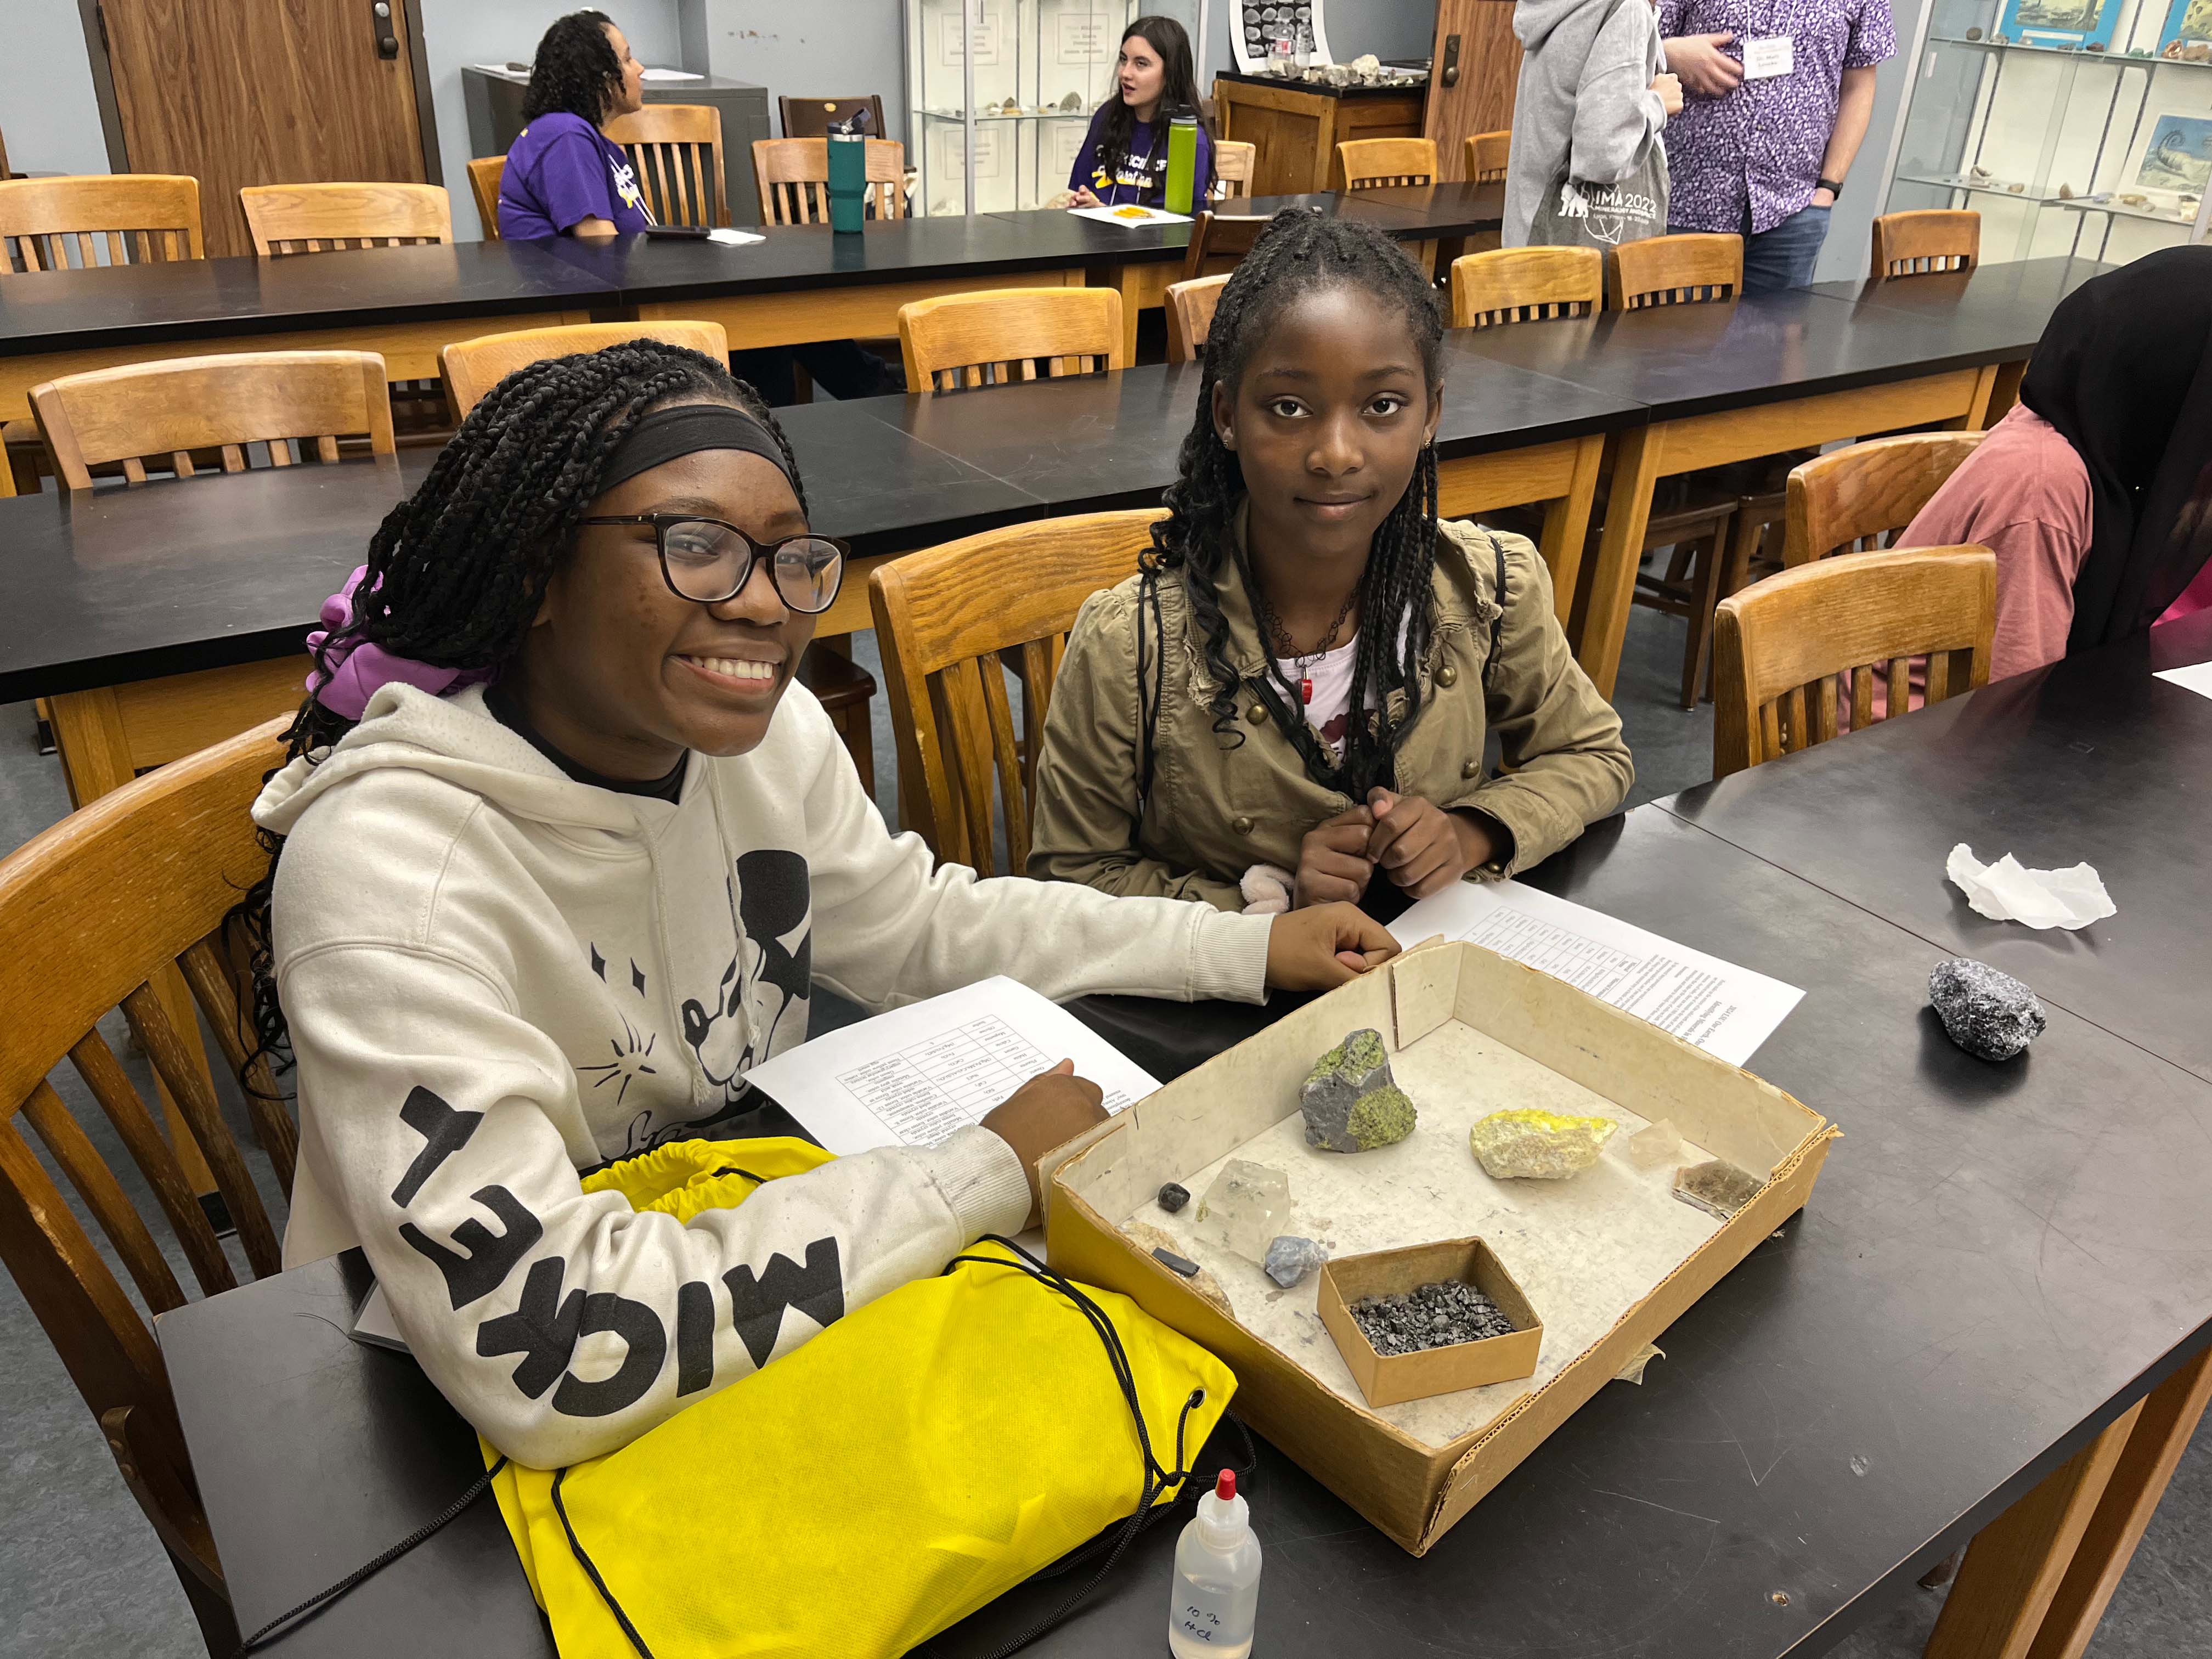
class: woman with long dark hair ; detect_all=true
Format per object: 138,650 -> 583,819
1069,16 -> 1213,209
498,9 -> 651,239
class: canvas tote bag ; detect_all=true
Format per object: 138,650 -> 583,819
1530,0 -> 1671,250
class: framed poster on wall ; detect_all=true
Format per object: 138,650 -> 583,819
1230,0 -> 1332,74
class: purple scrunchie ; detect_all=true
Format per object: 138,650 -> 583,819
306,566 -> 493,721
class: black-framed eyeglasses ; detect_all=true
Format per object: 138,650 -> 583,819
578,514 -> 847,613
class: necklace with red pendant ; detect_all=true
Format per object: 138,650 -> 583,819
1256,582 -> 1360,707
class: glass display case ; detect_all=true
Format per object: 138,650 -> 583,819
905,0 -> 1203,215
1886,0 -> 2212,264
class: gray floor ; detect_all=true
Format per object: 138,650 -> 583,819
1,604 -> 2203,1658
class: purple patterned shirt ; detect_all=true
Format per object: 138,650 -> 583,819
1657,0 -> 1896,234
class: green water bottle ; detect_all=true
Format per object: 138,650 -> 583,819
1165,112 -> 1199,216
828,132 -> 867,233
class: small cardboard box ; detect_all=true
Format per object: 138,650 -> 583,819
1316,1238 -> 1543,1408
1046,939 -> 1837,1555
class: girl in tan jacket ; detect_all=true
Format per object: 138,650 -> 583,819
1028,209 -> 1633,917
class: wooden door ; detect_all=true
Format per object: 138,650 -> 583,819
1425,0 -> 1523,182
95,0 -> 429,258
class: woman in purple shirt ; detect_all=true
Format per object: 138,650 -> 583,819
499,10 -> 652,240
1068,17 -> 1213,210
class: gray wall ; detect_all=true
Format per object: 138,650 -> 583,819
679,1 -> 910,148
0,1 -> 108,176
1815,0 -> 1925,283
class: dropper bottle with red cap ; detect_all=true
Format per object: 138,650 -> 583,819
1169,1467 -> 1263,1656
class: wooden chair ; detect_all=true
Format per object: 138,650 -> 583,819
603,104 -> 728,228
1606,232 -> 1744,309
752,137 -> 907,225
1784,432 -> 1990,568
239,183 -> 452,255
441,319 -> 731,417
870,510 -> 1163,873
1712,547 -> 1995,778
1180,208 -> 1272,280
468,156 -> 507,238
1166,273 -> 1230,364
0,126 -> 11,182
1870,210 -> 1980,280
1464,131 -> 1511,183
30,351 -> 396,488
1215,140 -> 1256,199
0,173 -> 203,272
778,95 -> 888,140
1450,246 -> 1601,328
898,288 -> 1125,392
0,715 -> 298,1654
1337,138 -> 1438,191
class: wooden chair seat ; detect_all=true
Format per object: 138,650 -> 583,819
467,156 -> 507,239
1338,138 -> 1438,191
870,510 -> 1163,872
0,715 -> 297,1653
1712,546 -> 1995,777
752,137 -> 907,225
794,646 -> 878,798
604,105 -> 729,228
898,288 -> 1125,392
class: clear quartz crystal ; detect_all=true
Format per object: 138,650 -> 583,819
1624,1119 -> 1684,1171
1194,1160 -> 1291,1263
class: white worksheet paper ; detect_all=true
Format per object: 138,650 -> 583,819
1065,204 -> 1192,228
743,976 -> 1162,1153
2155,662 -> 2212,701
1390,880 -> 1803,1066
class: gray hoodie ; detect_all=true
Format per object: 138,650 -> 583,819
1504,0 -> 1669,247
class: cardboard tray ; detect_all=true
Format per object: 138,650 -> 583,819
1316,1238 -> 1543,1408
1046,940 -> 1837,1555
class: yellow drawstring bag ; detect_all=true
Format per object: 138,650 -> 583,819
489,1138 -> 1237,1659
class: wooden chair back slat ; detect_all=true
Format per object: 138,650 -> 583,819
179,938 -> 297,1194
240,183 -> 452,256
0,175 -> 202,273
871,510 -> 1164,871
1870,210 -> 1980,279
1606,233 -> 1743,309
0,718 -> 294,1621
29,351 -> 396,488
1180,208 -> 1272,281
1338,138 -> 1438,190
1712,546 -> 1995,777
604,105 -> 729,228
21,1080 -> 187,1314
1464,130 -> 1511,183
1451,245 -> 1603,328
1783,431 -> 1988,566
441,320 -> 730,419
751,137 -> 906,224
1215,140 -> 1256,199
468,156 -> 507,238
898,288 -> 1125,393
1166,272 -> 1231,364
778,94 -> 890,140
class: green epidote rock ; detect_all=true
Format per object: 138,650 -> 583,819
1301,1027 -> 1417,1152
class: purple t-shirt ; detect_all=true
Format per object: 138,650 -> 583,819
1069,109 -> 1215,208
1657,0 -> 1896,234
498,111 -> 653,239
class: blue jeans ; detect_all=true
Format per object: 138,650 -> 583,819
1740,202 -> 1831,293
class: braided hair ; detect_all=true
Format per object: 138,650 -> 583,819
229,341 -> 802,1080
520,9 -> 625,126
1142,206 -> 1446,799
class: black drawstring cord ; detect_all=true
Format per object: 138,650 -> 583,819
230,1455 -> 510,1656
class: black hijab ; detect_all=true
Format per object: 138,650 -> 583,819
2020,246 -> 2212,651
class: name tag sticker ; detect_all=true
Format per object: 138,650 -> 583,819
1743,35 -> 1795,77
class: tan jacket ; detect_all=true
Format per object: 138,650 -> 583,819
1027,518 -> 1634,910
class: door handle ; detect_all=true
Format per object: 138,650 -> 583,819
371,0 -> 399,60
1441,33 -> 1462,88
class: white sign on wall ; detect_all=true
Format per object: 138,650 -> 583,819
1058,9 -> 1111,64
940,7 -> 1003,67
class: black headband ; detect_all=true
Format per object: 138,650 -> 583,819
596,403 -> 795,494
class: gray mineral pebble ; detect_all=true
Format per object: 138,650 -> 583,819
1153,1246 -> 1200,1277
1929,957 -> 2046,1062
1262,1234 -> 1328,1288
1348,1278 -> 1517,1355
1158,1181 -> 1191,1214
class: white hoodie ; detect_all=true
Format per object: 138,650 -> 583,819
253,680 -> 1271,1467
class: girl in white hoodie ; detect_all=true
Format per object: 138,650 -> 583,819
241,341 -> 1395,1468
1504,0 -> 1681,248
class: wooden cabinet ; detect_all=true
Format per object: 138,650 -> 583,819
1212,71 -> 1429,196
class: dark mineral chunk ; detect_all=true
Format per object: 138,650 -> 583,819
1158,1182 -> 1191,1214
1153,1246 -> 1200,1277
1348,1278 -> 1518,1356
1929,957 -> 2046,1062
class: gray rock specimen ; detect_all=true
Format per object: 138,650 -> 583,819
1929,957 -> 2047,1061
1153,1246 -> 1200,1277
1158,1182 -> 1190,1214
1263,1235 -> 1328,1288
1673,1159 -> 1763,1221
1301,1028 -> 1417,1152
1349,1279 -> 1517,1356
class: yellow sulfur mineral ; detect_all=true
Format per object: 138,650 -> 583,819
1469,1109 -> 1618,1180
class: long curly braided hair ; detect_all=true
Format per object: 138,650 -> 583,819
229,341 -> 802,1080
1141,206 -> 1446,799
520,9 -> 625,126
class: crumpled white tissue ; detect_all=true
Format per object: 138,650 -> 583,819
1946,843 -> 2115,931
